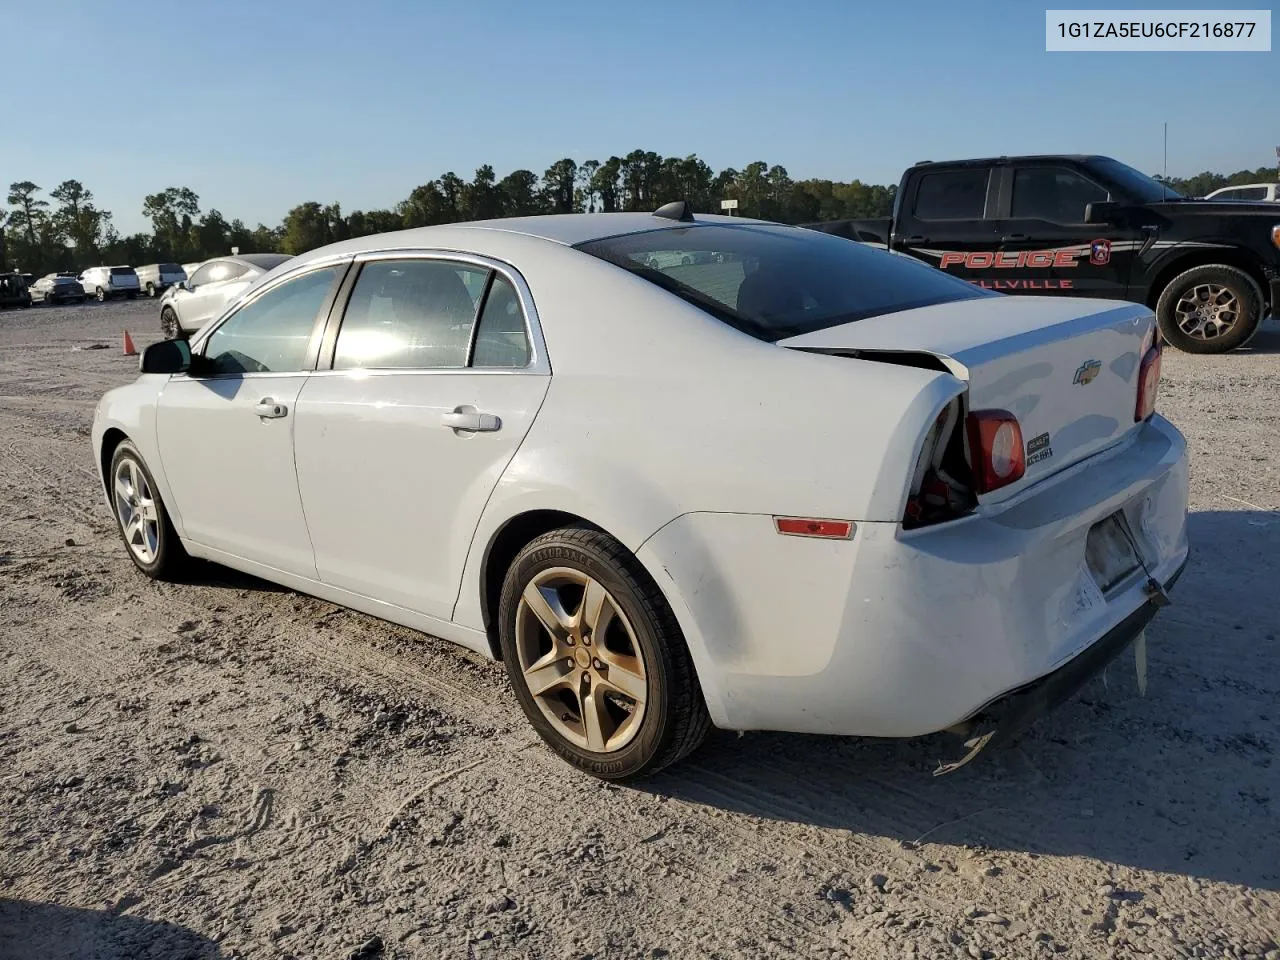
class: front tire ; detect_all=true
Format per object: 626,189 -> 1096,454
497,525 -> 711,780
95,287 -> 106,302
108,440 -> 187,580
146,282 -> 156,298
160,307 -> 182,340
1155,264 -> 1262,354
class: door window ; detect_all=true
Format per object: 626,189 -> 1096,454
913,169 -> 990,220
202,266 -> 341,375
333,259 -> 488,369
1011,167 -> 1109,223
471,275 -> 531,368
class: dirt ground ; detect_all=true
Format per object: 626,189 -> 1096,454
0,299 -> 1277,960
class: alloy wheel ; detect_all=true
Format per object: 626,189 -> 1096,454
514,567 -> 649,753
1174,283 -> 1239,340
113,458 -> 160,564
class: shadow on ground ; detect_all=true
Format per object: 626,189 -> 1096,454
639,510 -> 1280,891
0,898 -> 219,959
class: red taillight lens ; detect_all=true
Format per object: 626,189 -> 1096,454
1136,343 -> 1162,421
965,410 -> 1025,494
774,517 -> 855,539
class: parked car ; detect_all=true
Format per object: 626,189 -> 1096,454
79,265 -> 141,302
30,273 -> 87,304
19,272 -> 35,287
1203,183 -> 1279,202
158,254 -> 293,339
135,263 -> 187,298
803,154 -> 1280,354
93,208 -> 1189,780
0,272 -> 32,308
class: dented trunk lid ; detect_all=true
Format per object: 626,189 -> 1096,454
777,296 -> 1155,499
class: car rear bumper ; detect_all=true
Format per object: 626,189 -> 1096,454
639,414 -> 1190,739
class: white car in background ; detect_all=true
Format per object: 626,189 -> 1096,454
79,265 -> 141,302
135,262 -> 188,298
158,253 -> 293,339
92,208 -> 1189,780
1203,183 -> 1278,202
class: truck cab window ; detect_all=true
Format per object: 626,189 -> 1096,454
913,170 -> 989,220
1012,168 -> 1109,223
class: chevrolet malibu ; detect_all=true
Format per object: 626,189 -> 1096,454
91,207 -> 1189,780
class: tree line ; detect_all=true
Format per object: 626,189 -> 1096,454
2,151 -> 1275,275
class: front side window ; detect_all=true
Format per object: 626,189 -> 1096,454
577,223 -> 994,342
333,259 -> 488,370
202,266 -> 340,375
1233,187 -> 1268,201
187,263 -> 216,288
1011,167 -> 1109,223
914,169 -> 989,220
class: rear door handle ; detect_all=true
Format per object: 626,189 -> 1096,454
1001,233 -> 1031,242
441,409 -> 501,432
901,235 -> 930,244
254,397 -> 288,419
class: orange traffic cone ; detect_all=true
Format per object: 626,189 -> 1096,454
122,330 -> 137,356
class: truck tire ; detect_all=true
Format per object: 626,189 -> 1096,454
1155,264 -> 1262,354
95,287 -> 106,302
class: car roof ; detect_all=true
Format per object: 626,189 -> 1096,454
286,212 -> 776,267
1207,183 -> 1272,191
910,154 -> 1103,169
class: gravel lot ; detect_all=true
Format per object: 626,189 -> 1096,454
1,299 -> 1278,960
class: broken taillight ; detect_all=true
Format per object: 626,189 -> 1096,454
1135,338 -> 1162,422
965,410 -> 1025,494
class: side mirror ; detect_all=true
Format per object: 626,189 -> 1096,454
139,338 -> 192,375
1085,201 -> 1122,225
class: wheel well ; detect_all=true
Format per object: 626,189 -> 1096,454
479,509 -> 597,660
98,428 -> 128,496
1145,250 -> 1268,310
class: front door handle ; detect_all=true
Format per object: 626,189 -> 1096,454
441,408 -> 501,432
1001,233 -> 1030,242
254,397 -> 288,419
901,234 -> 930,244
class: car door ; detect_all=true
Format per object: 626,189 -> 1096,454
893,165 -> 1000,287
292,254 -> 550,621
992,164 -> 1139,299
155,262 -> 349,575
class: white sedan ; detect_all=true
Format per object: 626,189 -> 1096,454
92,207 -> 1189,780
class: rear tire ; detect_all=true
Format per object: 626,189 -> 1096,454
108,440 -> 188,581
497,524 -> 711,781
95,287 -> 106,303
146,282 -> 156,298
1155,264 -> 1262,354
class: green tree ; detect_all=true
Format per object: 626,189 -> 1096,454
281,202 -> 332,254
142,186 -> 200,259
50,180 -> 109,262
541,158 -> 578,213
497,169 -> 542,216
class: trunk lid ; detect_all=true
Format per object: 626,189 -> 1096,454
778,296 -> 1154,500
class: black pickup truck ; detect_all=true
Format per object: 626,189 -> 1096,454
804,155 -> 1280,353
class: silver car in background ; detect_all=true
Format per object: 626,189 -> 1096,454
79,265 -> 141,302
158,253 -> 293,339
136,263 -> 187,298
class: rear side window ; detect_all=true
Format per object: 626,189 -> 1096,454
1011,167 -> 1109,223
577,223 -> 995,342
913,170 -> 989,220
472,275 -> 531,368
159,262 -> 183,273
203,266 -> 340,374
1232,186 -> 1267,201
333,259 -> 488,370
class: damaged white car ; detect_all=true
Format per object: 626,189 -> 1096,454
91,205 -> 1189,780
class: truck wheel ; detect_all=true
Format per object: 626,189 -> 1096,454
95,287 -> 106,302
146,282 -> 156,298
1156,264 -> 1262,354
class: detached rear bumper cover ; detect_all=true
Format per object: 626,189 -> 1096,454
935,554 -> 1188,775
640,414 -> 1189,741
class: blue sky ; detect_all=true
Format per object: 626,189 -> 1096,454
3,0 -> 1274,234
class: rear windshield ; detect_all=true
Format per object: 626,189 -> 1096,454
576,223 -> 994,341
159,262 -> 182,273
110,266 -> 137,277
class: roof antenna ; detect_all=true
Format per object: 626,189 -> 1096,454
653,200 -> 695,223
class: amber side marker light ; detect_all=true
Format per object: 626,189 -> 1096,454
774,517 -> 855,539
